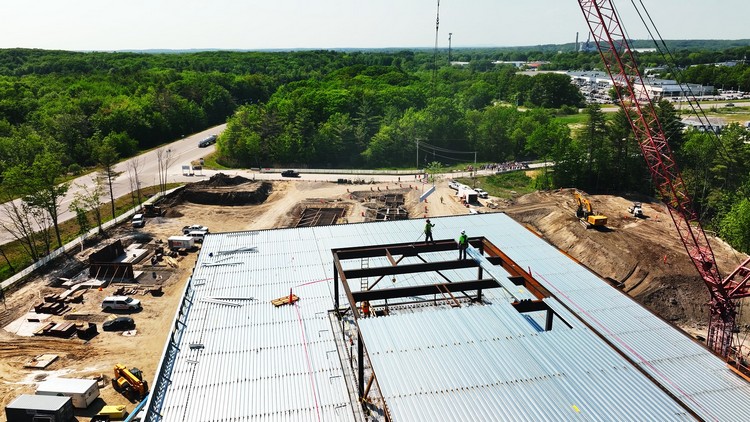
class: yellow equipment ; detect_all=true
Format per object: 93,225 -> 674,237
97,405 -> 128,420
112,364 -> 149,402
573,191 -> 608,228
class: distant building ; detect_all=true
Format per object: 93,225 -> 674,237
681,117 -> 727,133
565,71 -> 714,103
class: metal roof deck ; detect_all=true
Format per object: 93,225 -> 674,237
147,213 -> 750,421
359,304 -> 692,421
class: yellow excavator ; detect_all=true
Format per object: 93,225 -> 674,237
573,191 -> 608,228
113,364 -> 149,402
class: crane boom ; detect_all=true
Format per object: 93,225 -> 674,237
576,0 -> 750,357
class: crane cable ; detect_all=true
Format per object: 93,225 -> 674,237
631,0 -> 749,351
630,0 -> 731,166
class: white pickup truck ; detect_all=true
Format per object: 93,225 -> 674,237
182,224 -> 209,235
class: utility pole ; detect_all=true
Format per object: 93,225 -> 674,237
416,140 -> 419,171
448,33 -> 453,63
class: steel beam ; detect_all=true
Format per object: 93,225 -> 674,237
352,279 -> 499,302
345,259 -> 477,279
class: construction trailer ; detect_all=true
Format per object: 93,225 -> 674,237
457,185 -> 478,203
36,377 -> 100,408
5,394 -> 74,422
167,235 -> 195,250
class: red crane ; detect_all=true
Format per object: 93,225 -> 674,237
576,0 -> 750,357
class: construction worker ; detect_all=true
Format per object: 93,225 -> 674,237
424,219 -> 435,244
361,301 -> 371,317
458,230 -> 468,260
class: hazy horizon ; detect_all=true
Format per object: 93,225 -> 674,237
1,0 -> 748,51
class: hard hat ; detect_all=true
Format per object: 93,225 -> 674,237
461,230 -> 465,234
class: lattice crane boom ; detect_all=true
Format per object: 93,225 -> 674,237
576,0 -> 750,357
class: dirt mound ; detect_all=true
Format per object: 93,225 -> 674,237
196,172 -> 252,187
181,176 -> 273,206
504,189 -> 750,331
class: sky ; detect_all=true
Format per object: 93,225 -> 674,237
1,0 -> 748,51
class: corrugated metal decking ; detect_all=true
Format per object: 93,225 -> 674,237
147,213 -> 750,421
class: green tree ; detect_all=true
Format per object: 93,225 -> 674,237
96,139 -> 122,219
719,198 -> 750,253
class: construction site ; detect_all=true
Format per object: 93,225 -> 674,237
0,170 -> 749,420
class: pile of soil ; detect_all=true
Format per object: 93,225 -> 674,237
180,173 -> 273,206
503,188 -> 750,332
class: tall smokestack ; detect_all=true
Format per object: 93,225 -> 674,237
575,32 -> 579,52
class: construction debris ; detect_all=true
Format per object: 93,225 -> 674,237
23,354 -> 59,369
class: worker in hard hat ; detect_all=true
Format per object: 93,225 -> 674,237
424,219 -> 435,244
458,230 -> 468,260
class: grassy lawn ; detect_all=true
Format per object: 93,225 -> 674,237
455,170 -> 539,199
0,184 -> 180,284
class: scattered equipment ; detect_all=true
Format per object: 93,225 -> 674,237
112,364 -> 149,402
573,191 -> 608,228
627,202 -> 644,218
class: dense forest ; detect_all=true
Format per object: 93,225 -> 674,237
0,46 -> 749,257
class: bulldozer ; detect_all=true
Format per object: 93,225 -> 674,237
112,364 -> 149,402
573,191 -> 608,229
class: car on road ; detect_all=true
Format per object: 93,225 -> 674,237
102,316 -> 136,332
198,134 -> 218,148
102,296 -> 141,312
182,224 -> 209,235
281,170 -> 300,177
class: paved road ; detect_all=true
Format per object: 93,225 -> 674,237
0,124 -> 550,247
0,124 -> 226,246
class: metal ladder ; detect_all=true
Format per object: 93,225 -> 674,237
360,257 -> 369,291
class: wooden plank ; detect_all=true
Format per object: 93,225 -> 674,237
271,294 -> 299,307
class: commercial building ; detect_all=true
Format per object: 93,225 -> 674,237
144,214 -> 750,421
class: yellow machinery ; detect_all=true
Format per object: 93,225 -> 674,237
573,191 -> 608,228
112,364 -> 149,402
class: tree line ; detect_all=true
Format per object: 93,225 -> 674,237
0,46 -> 749,268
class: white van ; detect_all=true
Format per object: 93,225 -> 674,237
132,213 -> 145,228
187,230 -> 208,243
101,296 -> 141,311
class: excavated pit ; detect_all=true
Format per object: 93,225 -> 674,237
179,173 -> 272,206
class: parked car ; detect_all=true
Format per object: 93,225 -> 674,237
102,317 -> 136,332
475,188 -> 489,199
102,296 -> 141,312
281,170 -> 300,177
182,224 -> 209,235
448,180 -> 459,190
131,213 -> 145,228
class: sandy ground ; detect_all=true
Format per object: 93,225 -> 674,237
1,178 -> 748,420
